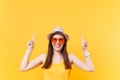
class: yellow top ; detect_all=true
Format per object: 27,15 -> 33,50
43,61 -> 71,80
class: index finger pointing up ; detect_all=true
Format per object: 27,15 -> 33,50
81,35 -> 85,43
32,33 -> 36,42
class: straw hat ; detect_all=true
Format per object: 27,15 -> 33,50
47,26 -> 69,40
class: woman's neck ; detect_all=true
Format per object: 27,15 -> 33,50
53,50 -> 61,57
52,50 -> 63,63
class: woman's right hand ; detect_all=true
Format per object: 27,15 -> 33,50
27,34 -> 35,49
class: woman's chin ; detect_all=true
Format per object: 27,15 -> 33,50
54,47 -> 62,52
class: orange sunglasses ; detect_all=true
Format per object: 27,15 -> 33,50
52,38 -> 65,44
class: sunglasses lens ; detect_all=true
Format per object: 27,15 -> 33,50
52,38 -> 64,44
59,38 -> 64,44
52,38 -> 57,44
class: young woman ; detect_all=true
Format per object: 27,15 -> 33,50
20,27 -> 95,80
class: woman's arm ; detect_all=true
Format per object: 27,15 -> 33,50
69,36 -> 95,72
69,53 -> 94,72
19,34 -> 45,71
19,49 -> 45,71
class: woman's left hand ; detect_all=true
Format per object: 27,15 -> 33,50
81,36 -> 88,53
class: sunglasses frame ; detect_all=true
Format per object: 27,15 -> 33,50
52,37 -> 65,44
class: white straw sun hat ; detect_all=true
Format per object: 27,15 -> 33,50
47,27 -> 69,40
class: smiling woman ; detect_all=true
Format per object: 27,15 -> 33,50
19,26 -> 95,80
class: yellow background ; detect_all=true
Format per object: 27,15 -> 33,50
0,0 -> 120,80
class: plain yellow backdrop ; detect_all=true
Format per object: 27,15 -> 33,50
0,0 -> 120,80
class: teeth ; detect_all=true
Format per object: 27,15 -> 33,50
55,45 -> 61,48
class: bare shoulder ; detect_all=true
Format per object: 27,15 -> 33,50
39,53 -> 46,57
68,53 -> 76,63
68,53 -> 79,61
37,53 -> 46,62
68,53 -> 76,58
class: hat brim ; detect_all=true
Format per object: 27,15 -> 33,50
47,33 -> 69,41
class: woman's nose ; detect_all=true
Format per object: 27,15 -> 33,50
56,40 -> 60,44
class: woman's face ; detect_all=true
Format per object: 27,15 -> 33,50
51,34 -> 65,52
